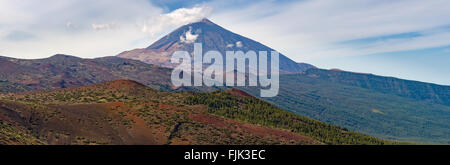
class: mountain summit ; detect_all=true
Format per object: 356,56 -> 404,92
117,18 -> 314,73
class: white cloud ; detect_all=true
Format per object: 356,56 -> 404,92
141,6 -> 213,36
92,23 -> 119,31
209,0 -> 450,61
165,6 -> 213,24
65,22 -> 77,29
0,0 -> 209,59
1,0 -> 449,63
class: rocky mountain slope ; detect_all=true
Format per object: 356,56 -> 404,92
0,54 -> 218,93
0,80 -> 397,145
240,68 -> 450,144
117,18 -> 315,73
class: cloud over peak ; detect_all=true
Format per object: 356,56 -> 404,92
141,5 -> 213,36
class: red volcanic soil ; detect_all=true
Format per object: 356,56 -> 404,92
0,79 -> 321,145
189,113 -> 319,144
226,88 -> 254,98
0,59 -> 24,74
71,79 -> 146,90
0,97 -> 320,145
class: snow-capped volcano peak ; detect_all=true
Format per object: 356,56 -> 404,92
117,18 -> 315,72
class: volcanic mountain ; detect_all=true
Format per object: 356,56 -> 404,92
117,18 -> 315,73
1,19 -> 449,145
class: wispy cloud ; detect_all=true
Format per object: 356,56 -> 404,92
4,31 -> 36,42
140,5 -> 213,36
0,0 -> 215,59
0,0 -> 449,63
0,0 -> 164,58
92,23 -> 119,31
209,0 -> 450,61
65,22 -> 78,29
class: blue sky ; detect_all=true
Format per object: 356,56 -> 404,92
0,0 -> 449,85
